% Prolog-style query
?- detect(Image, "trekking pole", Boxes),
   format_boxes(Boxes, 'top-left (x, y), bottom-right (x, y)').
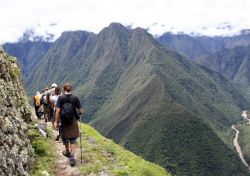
top-left (79, 117), bottom-right (83, 164)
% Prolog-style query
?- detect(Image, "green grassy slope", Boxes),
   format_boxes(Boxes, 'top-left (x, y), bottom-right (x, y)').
top-left (80, 123), bottom-right (169, 176)
top-left (28, 124), bottom-right (56, 176)
top-left (28, 121), bottom-right (169, 176)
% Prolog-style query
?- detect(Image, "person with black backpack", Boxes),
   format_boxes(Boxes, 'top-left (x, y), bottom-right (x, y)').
top-left (53, 82), bottom-right (84, 167)
top-left (41, 86), bottom-right (51, 123)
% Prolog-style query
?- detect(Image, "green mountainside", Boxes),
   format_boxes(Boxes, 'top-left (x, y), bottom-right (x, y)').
top-left (157, 33), bottom-right (209, 59)
top-left (197, 45), bottom-right (250, 96)
top-left (3, 41), bottom-right (51, 78)
top-left (4, 23), bottom-right (250, 175)
top-left (158, 32), bottom-right (250, 60)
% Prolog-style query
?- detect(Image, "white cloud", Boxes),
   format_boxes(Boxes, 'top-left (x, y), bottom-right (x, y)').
top-left (0, 0), bottom-right (250, 43)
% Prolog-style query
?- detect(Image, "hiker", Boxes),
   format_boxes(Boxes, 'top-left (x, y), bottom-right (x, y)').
top-left (54, 82), bottom-right (84, 167)
top-left (33, 91), bottom-right (42, 119)
top-left (41, 86), bottom-right (51, 123)
top-left (50, 86), bottom-right (61, 141)
top-left (49, 83), bottom-right (58, 121)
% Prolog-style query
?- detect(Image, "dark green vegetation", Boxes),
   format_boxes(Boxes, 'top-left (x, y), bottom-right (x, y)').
top-left (4, 23), bottom-right (250, 175)
top-left (196, 45), bottom-right (250, 96)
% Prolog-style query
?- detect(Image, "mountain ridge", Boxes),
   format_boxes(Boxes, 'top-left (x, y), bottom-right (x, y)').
top-left (158, 32), bottom-right (250, 59)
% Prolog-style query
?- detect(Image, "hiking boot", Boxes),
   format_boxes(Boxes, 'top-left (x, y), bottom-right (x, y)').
top-left (70, 158), bottom-right (76, 167)
top-left (55, 135), bottom-right (60, 141)
top-left (62, 150), bottom-right (71, 158)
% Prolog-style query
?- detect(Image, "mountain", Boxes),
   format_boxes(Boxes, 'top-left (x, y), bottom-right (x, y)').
top-left (3, 41), bottom-right (52, 79)
top-left (25, 30), bottom-right (93, 94)
top-left (197, 45), bottom-right (250, 96)
top-left (157, 32), bottom-right (209, 59)
top-left (158, 32), bottom-right (250, 60)
top-left (7, 23), bottom-right (250, 175)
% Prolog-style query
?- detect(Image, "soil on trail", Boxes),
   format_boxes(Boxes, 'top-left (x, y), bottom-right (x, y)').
top-left (231, 125), bottom-right (250, 171)
top-left (231, 111), bottom-right (250, 171)
top-left (48, 123), bottom-right (82, 176)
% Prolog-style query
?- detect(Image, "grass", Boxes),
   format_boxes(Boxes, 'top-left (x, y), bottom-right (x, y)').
top-left (28, 123), bottom-right (56, 176)
top-left (27, 121), bottom-right (168, 176)
top-left (78, 123), bottom-right (169, 176)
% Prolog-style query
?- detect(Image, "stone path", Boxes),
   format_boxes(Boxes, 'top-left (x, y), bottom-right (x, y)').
top-left (48, 123), bottom-right (83, 176)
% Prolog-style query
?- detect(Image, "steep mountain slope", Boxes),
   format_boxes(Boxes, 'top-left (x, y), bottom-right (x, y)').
top-left (3, 41), bottom-right (51, 78)
top-left (197, 45), bottom-right (250, 96)
top-left (25, 30), bottom-right (93, 94)
top-left (158, 32), bottom-right (250, 60)
top-left (158, 33), bottom-right (209, 59)
top-left (89, 27), bottom-right (250, 175)
top-left (18, 24), bottom-right (250, 175)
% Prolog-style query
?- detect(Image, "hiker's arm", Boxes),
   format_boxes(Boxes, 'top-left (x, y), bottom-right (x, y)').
top-left (50, 96), bottom-right (54, 109)
top-left (76, 97), bottom-right (84, 115)
top-left (54, 108), bottom-right (61, 129)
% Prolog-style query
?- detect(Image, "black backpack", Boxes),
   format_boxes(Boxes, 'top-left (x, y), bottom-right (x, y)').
top-left (61, 96), bottom-right (75, 124)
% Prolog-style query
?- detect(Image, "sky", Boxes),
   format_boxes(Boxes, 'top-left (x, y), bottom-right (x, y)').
top-left (1, 0), bottom-right (250, 43)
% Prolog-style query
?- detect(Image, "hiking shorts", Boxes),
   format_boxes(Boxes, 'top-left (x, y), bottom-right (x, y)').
top-left (62, 137), bottom-right (77, 145)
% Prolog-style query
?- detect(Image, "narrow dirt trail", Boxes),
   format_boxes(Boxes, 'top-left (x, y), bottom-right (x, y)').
top-left (48, 123), bottom-right (82, 176)
top-left (231, 125), bottom-right (250, 171)
top-left (231, 111), bottom-right (250, 171)
top-left (242, 111), bottom-right (250, 124)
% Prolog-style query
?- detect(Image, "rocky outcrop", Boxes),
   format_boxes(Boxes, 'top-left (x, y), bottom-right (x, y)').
top-left (0, 46), bottom-right (34, 176)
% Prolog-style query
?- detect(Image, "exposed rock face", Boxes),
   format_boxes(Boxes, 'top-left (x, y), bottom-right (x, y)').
top-left (0, 46), bottom-right (34, 175)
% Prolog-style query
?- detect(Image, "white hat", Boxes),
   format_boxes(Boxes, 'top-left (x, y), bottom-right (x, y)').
top-left (51, 83), bottom-right (57, 88)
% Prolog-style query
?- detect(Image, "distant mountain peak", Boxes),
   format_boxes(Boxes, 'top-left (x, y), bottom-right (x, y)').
top-left (108, 22), bottom-right (125, 28)
top-left (240, 29), bottom-right (250, 35)
top-left (18, 29), bottom-right (54, 43)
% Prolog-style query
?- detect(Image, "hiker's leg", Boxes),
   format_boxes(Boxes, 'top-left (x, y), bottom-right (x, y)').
top-left (69, 138), bottom-right (77, 166)
top-left (44, 113), bottom-right (47, 122)
top-left (70, 144), bottom-right (76, 156)
top-left (62, 138), bottom-right (71, 158)
top-left (63, 139), bottom-right (70, 151)
top-left (69, 138), bottom-right (77, 156)
top-left (35, 106), bottom-right (39, 119)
